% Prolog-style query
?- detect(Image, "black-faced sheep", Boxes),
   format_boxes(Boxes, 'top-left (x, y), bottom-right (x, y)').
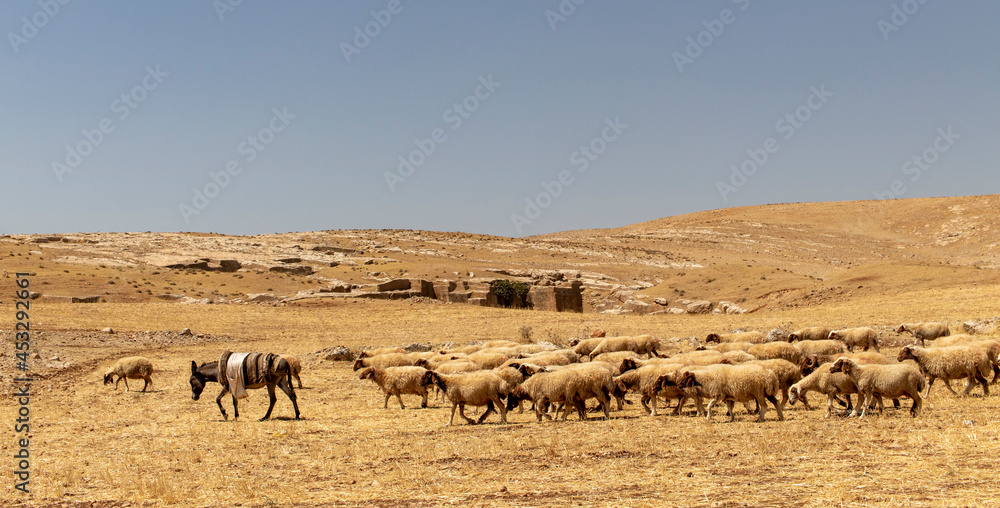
top-left (677, 364), bottom-right (784, 422)
top-left (103, 356), bottom-right (154, 393)
top-left (827, 327), bottom-right (879, 352)
top-left (897, 345), bottom-right (990, 398)
top-left (896, 322), bottom-right (950, 347)
top-left (589, 335), bottom-right (660, 360)
top-left (420, 370), bottom-right (509, 425)
top-left (705, 331), bottom-right (767, 344)
top-left (829, 358), bottom-right (925, 418)
top-left (358, 366), bottom-right (431, 409)
top-left (788, 327), bottom-right (832, 343)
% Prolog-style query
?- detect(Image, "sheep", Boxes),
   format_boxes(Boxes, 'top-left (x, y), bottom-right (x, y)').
top-left (420, 370), bottom-right (510, 425)
top-left (828, 327), bottom-right (879, 352)
top-left (103, 356), bottom-right (154, 393)
top-left (571, 337), bottom-right (607, 357)
top-left (676, 364), bottom-right (783, 422)
top-left (662, 350), bottom-right (725, 366)
top-left (705, 331), bottom-right (767, 344)
top-left (793, 340), bottom-right (845, 357)
top-left (414, 353), bottom-right (468, 371)
top-left (513, 343), bottom-right (556, 355)
top-left (519, 351), bottom-right (575, 367)
top-left (788, 362), bottom-right (859, 417)
top-left (357, 347), bottom-right (407, 358)
top-left (926, 336), bottom-right (1000, 382)
top-left (747, 342), bottom-right (802, 365)
top-left (614, 363), bottom-right (685, 416)
top-left (798, 352), bottom-right (899, 411)
top-left (829, 358), bottom-right (925, 418)
top-left (897, 345), bottom-right (990, 398)
top-left (507, 363), bottom-right (614, 421)
top-left (896, 322), bottom-right (950, 346)
top-left (358, 366), bottom-right (431, 409)
top-left (928, 334), bottom-right (977, 347)
top-left (591, 350), bottom-right (640, 365)
top-left (280, 355), bottom-right (303, 388)
top-left (353, 353), bottom-right (417, 371)
top-left (465, 350), bottom-right (513, 370)
top-left (483, 340), bottom-right (520, 348)
top-left (788, 327), bottom-right (832, 342)
top-left (440, 344), bottom-right (485, 355)
top-left (735, 359), bottom-right (802, 411)
top-left (700, 342), bottom-right (754, 353)
top-left (589, 335), bottom-right (660, 360)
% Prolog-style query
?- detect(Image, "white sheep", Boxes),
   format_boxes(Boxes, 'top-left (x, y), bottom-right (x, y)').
top-left (103, 356), bottom-right (154, 393)
top-left (358, 366), bottom-right (431, 409)
top-left (414, 353), bottom-right (468, 371)
top-left (705, 331), bottom-right (767, 344)
top-left (570, 337), bottom-right (606, 357)
top-left (733, 359), bottom-right (802, 411)
top-left (357, 347), bottom-right (407, 358)
top-left (353, 352), bottom-right (417, 371)
top-left (827, 327), bottom-right (879, 352)
top-left (464, 350), bottom-right (513, 370)
top-left (787, 327), bottom-right (832, 342)
top-left (677, 364), bottom-right (784, 422)
top-left (507, 363), bottom-right (613, 421)
top-left (788, 362), bottom-right (859, 418)
top-left (747, 342), bottom-right (802, 365)
top-left (615, 363), bottom-right (685, 416)
top-left (701, 342), bottom-right (754, 353)
top-left (897, 345), bottom-right (991, 398)
top-left (591, 350), bottom-right (641, 365)
top-left (793, 340), bottom-right (845, 357)
top-left (829, 358), bottom-right (925, 418)
top-left (420, 370), bottom-right (510, 425)
top-left (589, 334), bottom-right (660, 360)
top-left (896, 322), bottom-right (950, 347)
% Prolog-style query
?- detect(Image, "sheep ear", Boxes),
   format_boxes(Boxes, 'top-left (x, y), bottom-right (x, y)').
top-left (191, 361), bottom-right (198, 374)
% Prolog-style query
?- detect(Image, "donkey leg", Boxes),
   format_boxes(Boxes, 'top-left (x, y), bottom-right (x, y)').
top-left (277, 376), bottom-right (300, 419)
top-left (261, 383), bottom-right (278, 421)
top-left (216, 387), bottom-right (230, 421)
top-left (232, 394), bottom-right (240, 420)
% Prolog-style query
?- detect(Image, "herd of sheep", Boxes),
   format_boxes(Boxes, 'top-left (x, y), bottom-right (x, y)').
top-left (355, 322), bottom-right (1000, 424)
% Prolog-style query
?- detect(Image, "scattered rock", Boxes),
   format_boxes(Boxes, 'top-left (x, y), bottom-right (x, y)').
top-left (179, 328), bottom-right (193, 336)
top-left (102, 327), bottom-right (114, 334)
top-left (269, 265), bottom-right (313, 276)
top-left (218, 260), bottom-right (242, 272)
top-left (156, 294), bottom-right (185, 301)
top-left (766, 329), bottom-right (789, 342)
top-left (654, 298), bottom-right (668, 306)
top-left (322, 346), bottom-right (353, 362)
top-left (276, 258), bottom-right (302, 264)
top-left (402, 343), bottom-right (432, 353)
top-left (71, 295), bottom-right (102, 303)
top-left (247, 293), bottom-right (279, 303)
top-left (590, 328), bottom-right (606, 338)
top-left (666, 307), bottom-right (687, 315)
top-left (685, 300), bottom-right (713, 314)
top-left (363, 259), bottom-right (375, 265)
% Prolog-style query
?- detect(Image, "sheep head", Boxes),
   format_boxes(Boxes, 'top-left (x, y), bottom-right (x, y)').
top-left (567, 338), bottom-right (581, 347)
top-left (357, 367), bottom-right (375, 380)
top-left (827, 331), bottom-right (841, 341)
top-left (788, 386), bottom-right (800, 405)
top-left (352, 358), bottom-right (367, 371)
top-left (358, 351), bottom-right (372, 359)
top-left (897, 346), bottom-right (916, 362)
top-left (103, 373), bottom-right (114, 385)
top-left (787, 333), bottom-right (799, 343)
top-left (413, 358), bottom-right (430, 368)
top-left (654, 374), bottom-right (677, 392)
top-left (705, 333), bottom-right (721, 343)
top-left (829, 358), bottom-right (854, 374)
top-left (619, 358), bottom-right (638, 373)
top-left (800, 356), bottom-right (819, 375)
top-left (678, 371), bottom-right (699, 389)
top-left (420, 371), bottom-right (446, 391)
top-left (895, 324), bottom-right (907, 334)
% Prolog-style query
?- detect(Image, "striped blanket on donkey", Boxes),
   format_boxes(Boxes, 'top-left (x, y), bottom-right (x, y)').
top-left (212, 350), bottom-right (301, 420)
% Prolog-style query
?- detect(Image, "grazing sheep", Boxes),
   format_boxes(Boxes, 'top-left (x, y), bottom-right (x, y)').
top-left (829, 358), bottom-right (925, 418)
top-left (420, 370), bottom-right (510, 425)
top-left (738, 359), bottom-right (802, 411)
top-left (705, 331), bottom-right (767, 344)
top-left (788, 362), bottom-right (859, 417)
top-left (614, 363), bottom-right (684, 416)
top-left (353, 353), bottom-right (416, 371)
top-left (720, 350), bottom-right (757, 364)
top-left (589, 335), bottom-right (660, 360)
top-left (280, 355), bottom-right (303, 388)
top-left (358, 366), bottom-right (431, 409)
top-left (103, 356), bottom-right (154, 393)
top-left (677, 364), bottom-right (783, 422)
top-left (897, 345), bottom-right (991, 398)
top-left (928, 334), bottom-right (977, 347)
top-left (828, 327), bottom-right (880, 352)
top-left (799, 352), bottom-right (893, 375)
top-left (896, 322), bottom-right (950, 346)
top-left (465, 350), bottom-right (512, 370)
top-left (700, 342), bottom-right (754, 353)
top-left (794, 340), bottom-right (845, 357)
top-left (357, 347), bottom-right (407, 358)
top-left (747, 342), bottom-right (802, 365)
top-left (507, 363), bottom-right (614, 421)
top-left (513, 343), bottom-right (556, 355)
top-left (788, 327), bottom-right (832, 343)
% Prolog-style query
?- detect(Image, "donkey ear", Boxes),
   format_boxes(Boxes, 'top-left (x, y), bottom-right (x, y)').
top-left (191, 360), bottom-right (198, 374)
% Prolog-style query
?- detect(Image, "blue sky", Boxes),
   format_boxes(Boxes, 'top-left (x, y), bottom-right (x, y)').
top-left (2, 1), bottom-right (997, 237)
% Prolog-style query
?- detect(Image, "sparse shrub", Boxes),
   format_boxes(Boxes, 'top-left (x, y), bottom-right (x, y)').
top-left (519, 326), bottom-right (533, 341)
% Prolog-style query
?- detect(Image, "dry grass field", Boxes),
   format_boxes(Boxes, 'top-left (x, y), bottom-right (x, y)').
top-left (3, 196), bottom-right (1000, 507)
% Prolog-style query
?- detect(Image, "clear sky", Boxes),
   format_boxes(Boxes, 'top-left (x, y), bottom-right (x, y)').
top-left (3, 1), bottom-right (997, 237)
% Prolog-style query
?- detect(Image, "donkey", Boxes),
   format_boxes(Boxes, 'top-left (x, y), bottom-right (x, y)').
top-left (189, 352), bottom-right (301, 421)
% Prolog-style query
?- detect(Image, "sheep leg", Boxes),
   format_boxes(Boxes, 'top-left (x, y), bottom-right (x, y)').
top-left (705, 398), bottom-right (718, 422)
top-left (458, 403), bottom-right (477, 425)
top-left (123, 377), bottom-right (130, 393)
top-left (909, 391), bottom-right (923, 418)
top-left (977, 371), bottom-right (990, 396)
top-left (857, 393), bottom-right (873, 418)
top-left (672, 395), bottom-right (686, 416)
top-left (923, 377), bottom-right (937, 398)
top-left (395, 393), bottom-right (406, 410)
top-left (495, 395), bottom-right (508, 424)
top-left (141, 376), bottom-right (151, 392)
top-left (477, 401), bottom-right (496, 424)
top-left (691, 394), bottom-right (705, 417)
top-left (215, 387), bottom-right (231, 421)
top-left (382, 393), bottom-right (391, 409)
top-left (594, 390), bottom-right (611, 420)
top-left (650, 392), bottom-right (659, 417)
top-left (800, 392), bottom-right (813, 410)
top-left (420, 389), bottom-right (429, 409)
top-left (766, 394), bottom-right (784, 421)
top-left (448, 403), bottom-right (458, 425)
top-left (941, 378), bottom-right (959, 397)
top-left (727, 400), bottom-right (738, 422)
top-left (824, 394), bottom-right (834, 418)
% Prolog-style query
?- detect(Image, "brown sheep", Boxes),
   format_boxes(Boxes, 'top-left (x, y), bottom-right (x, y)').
top-left (896, 322), bottom-right (950, 347)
